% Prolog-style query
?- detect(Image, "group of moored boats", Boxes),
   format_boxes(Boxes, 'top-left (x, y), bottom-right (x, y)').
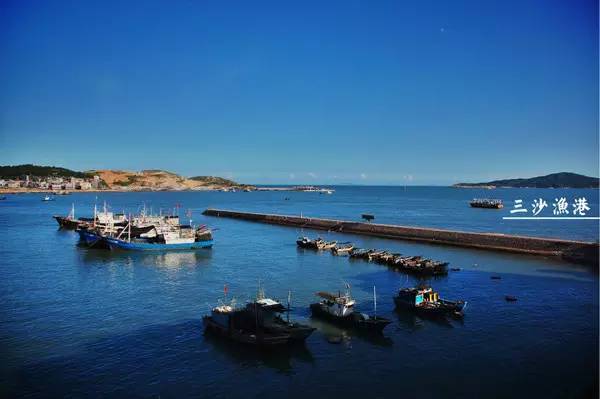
top-left (204, 283), bottom-right (466, 347)
top-left (297, 236), bottom-right (449, 276)
top-left (53, 203), bottom-right (213, 251)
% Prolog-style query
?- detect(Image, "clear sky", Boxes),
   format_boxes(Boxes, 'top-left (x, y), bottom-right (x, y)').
top-left (0, 0), bottom-right (597, 185)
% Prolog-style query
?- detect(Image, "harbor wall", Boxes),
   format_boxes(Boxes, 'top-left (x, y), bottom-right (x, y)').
top-left (202, 209), bottom-right (599, 267)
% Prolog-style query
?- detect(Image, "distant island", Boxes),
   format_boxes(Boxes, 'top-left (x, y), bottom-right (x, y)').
top-left (0, 164), bottom-right (251, 192)
top-left (454, 172), bottom-right (599, 189)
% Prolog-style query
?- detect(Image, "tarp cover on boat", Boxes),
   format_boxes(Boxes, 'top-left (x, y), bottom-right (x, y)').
top-left (316, 291), bottom-right (340, 301)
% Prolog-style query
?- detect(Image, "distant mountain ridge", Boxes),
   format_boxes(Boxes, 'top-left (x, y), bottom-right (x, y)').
top-left (454, 172), bottom-right (599, 188)
top-left (0, 164), bottom-right (247, 191)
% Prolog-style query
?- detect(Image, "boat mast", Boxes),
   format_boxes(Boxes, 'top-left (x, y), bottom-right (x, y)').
top-left (128, 214), bottom-right (131, 242)
top-left (373, 286), bottom-right (377, 317)
top-left (287, 290), bottom-right (291, 323)
top-left (93, 204), bottom-right (97, 227)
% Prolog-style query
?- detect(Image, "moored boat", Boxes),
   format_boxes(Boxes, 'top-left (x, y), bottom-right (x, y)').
top-left (297, 236), bottom-right (318, 249)
top-left (469, 198), bottom-right (503, 209)
top-left (394, 287), bottom-right (466, 318)
top-left (309, 286), bottom-right (390, 332)
top-left (105, 224), bottom-right (213, 251)
top-left (243, 288), bottom-right (315, 342)
top-left (332, 242), bottom-right (354, 255)
top-left (203, 303), bottom-right (291, 346)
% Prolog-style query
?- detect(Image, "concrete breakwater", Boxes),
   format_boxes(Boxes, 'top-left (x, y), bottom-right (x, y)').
top-left (202, 209), bottom-right (599, 266)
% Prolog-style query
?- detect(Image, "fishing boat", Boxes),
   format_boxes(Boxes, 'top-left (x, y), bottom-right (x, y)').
top-left (53, 204), bottom-right (93, 229)
top-left (105, 223), bottom-right (213, 251)
top-left (349, 248), bottom-right (374, 259)
top-left (391, 255), bottom-right (449, 276)
top-left (309, 285), bottom-right (391, 332)
top-left (243, 287), bottom-right (315, 342)
top-left (296, 236), bottom-right (318, 249)
top-left (0, 196), bottom-right (7, 200)
top-left (316, 239), bottom-right (337, 250)
top-left (394, 287), bottom-right (467, 318)
top-left (331, 242), bottom-right (354, 255)
top-left (203, 303), bottom-right (291, 346)
top-left (469, 199), bottom-right (503, 209)
top-left (42, 195), bottom-right (54, 202)
top-left (76, 226), bottom-right (111, 248)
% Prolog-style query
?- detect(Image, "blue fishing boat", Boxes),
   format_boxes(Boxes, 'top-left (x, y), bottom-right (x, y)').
top-left (105, 237), bottom-right (213, 251)
top-left (105, 224), bottom-right (213, 251)
top-left (76, 228), bottom-right (110, 249)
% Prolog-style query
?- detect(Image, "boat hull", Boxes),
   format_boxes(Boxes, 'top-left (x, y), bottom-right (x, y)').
top-left (394, 296), bottom-right (466, 317)
top-left (54, 216), bottom-right (87, 230)
top-left (77, 229), bottom-right (110, 249)
top-left (203, 316), bottom-right (291, 346)
top-left (105, 238), bottom-right (213, 251)
top-left (309, 303), bottom-right (390, 332)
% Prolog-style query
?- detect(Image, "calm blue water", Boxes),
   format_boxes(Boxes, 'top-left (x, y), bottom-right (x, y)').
top-left (0, 187), bottom-right (598, 398)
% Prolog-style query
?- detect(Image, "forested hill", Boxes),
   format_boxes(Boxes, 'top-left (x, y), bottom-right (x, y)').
top-left (454, 172), bottom-right (599, 188)
top-left (0, 164), bottom-right (88, 179)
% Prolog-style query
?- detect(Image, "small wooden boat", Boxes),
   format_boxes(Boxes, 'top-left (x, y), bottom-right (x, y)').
top-left (331, 242), bottom-right (354, 255)
top-left (310, 286), bottom-right (391, 332)
top-left (316, 239), bottom-right (337, 250)
top-left (394, 287), bottom-right (467, 318)
top-left (505, 295), bottom-right (518, 302)
top-left (349, 248), bottom-right (373, 259)
top-left (0, 196), bottom-right (7, 200)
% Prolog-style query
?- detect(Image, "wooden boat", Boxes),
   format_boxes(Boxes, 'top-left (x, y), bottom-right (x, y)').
top-left (394, 287), bottom-right (466, 318)
top-left (391, 256), bottom-right (448, 276)
top-left (316, 239), bottom-right (337, 250)
top-left (331, 242), bottom-right (354, 255)
top-left (469, 199), bottom-right (503, 209)
top-left (310, 286), bottom-right (391, 332)
top-left (349, 248), bottom-right (373, 259)
top-left (0, 196), bottom-right (7, 200)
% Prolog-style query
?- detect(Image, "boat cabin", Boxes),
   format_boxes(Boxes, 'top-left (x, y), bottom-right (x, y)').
top-left (397, 287), bottom-right (439, 306)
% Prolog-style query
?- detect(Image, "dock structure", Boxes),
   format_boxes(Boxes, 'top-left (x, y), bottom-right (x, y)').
top-left (202, 209), bottom-right (599, 266)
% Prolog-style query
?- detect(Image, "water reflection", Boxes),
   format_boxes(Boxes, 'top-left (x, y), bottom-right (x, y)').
top-left (308, 318), bottom-right (393, 347)
top-left (394, 308), bottom-right (456, 330)
top-left (80, 247), bottom-right (212, 270)
top-left (203, 332), bottom-right (314, 374)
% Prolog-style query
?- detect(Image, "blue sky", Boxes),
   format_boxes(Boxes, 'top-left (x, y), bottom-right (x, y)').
top-left (0, 0), bottom-right (597, 185)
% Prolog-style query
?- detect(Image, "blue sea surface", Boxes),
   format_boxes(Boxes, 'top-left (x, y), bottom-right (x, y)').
top-left (0, 187), bottom-right (598, 398)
